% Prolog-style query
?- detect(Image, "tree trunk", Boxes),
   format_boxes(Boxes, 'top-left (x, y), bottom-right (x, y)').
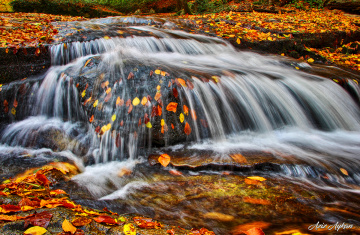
top-left (176, 0), bottom-right (191, 14)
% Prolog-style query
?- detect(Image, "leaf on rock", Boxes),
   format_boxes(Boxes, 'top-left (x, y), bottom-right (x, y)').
top-left (173, 87), bottom-right (178, 98)
top-left (243, 197), bottom-right (270, 205)
top-left (0, 214), bottom-right (24, 221)
top-left (169, 170), bottom-right (182, 176)
top-left (146, 122), bottom-right (152, 128)
top-left (176, 78), bottom-right (187, 87)
top-left (184, 122), bottom-right (191, 135)
top-left (0, 204), bottom-right (21, 213)
top-left (124, 223), bottom-right (136, 235)
top-left (93, 215), bottom-right (118, 224)
top-left (155, 69), bottom-right (161, 75)
top-left (231, 221), bottom-right (270, 235)
top-left (63, 219), bottom-right (77, 234)
top-left (24, 226), bottom-right (47, 235)
top-left (133, 217), bottom-right (162, 229)
top-left (116, 97), bottom-right (124, 107)
top-left (247, 176), bottom-right (266, 182)
top-left (93, 100), bottom-right (98, 108)
top-left (230, 154), bottom-right (247, 164)
top-left (245, 227), bottom-right (265, 235)
top-left (179, 113), bottom-right (185, 123)
top-left (154, 92), bottom-right (161, 101)
top-left (183, 105), bottom-right (189, 115)
top-left (128, 104), bottom-right (133, 114)
top-left (166, 102), bottom-right (178, 113)
top-left (158, 154), bottom-right (171, 167)
top-left (156, 105), bottom-right (162, 116)
top-left (132, 97), bottom-right (140, 106)
top-left (72, 217), bottom-right (92, 227)
top-left (141, 97), bottom-right (148, 106)
top-left (111, 114), bottom-right (116, 122)
top-left (89, 115), bottom-right (94, 123)
top-left (128, 72), bottom-right (134, 80)
top-left (203, 212), bottom-right (234, 222)
top-left (24, 211), bottom-right (53, 229)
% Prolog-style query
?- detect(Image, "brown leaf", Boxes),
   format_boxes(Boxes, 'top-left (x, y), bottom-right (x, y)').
top-left (186, 80), bottom-right (194, 89)
top-left (36, 172), bottom-right (51, 186)
top-left (71, 217), bottom-right (92, 227)
top-left (173, 87), bottom-right (178, 98)
top-left (24, 211), bottom-right (53, 229)
top-left (18, 198), bottom-right (40, 208)
top-left (128, 104), bottom-right (133, 114)
top-left (154, 92), bottom-right (161, 101)
top-left (230, 154), bottom-right (247, 164)
top-left (126, 99), bottom-right (131, 107)
top-left (128, 72), bottom-right (134, 80)
top-left (203, 212), bottom-right (234, 222)
top-left (118, 168), bottom-right (132, 177)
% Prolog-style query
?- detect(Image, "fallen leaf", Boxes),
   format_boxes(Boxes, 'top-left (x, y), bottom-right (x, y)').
top-left (169, 169), bottom-right (182, 176)
top-left (0, 214), bottom-right (23, 221)
top-left (243, 197), bottom-right (270, 205)
top-left (93, 215), bottom-right (118, 224)
top-left (247, 176), bottom-right (266, 181)
top-left (179, 113), bottom-right (185, 123)
top-left (123, 223), bottom-right (136, 235)
top-left (132, 97), bottom-right (140, 106)
top-left (166, 102), bottom-right (178, 113)
top-left (141, 97), bottom-right (148, 106)
top-left (340, 168), bottom-right (348, 176)
top-left (118, 168), bottom-right (132, 177)
top-left (230, 154), bottom-right (247, 164)
top-left (158, 154), bottom-right (171, 167)
top-left (245, 227), bottom-right (265, 235)
top-left (128, 72), bottom-right (134, 80)
top-left (89, 115), bottom-right (94, 123)
top-left (176, 78), bottom-right (187, 87)
top-left (203, 212), bottom-right (234, 222)
top-left (0, 204), bottom-right (21, 213)
top-left (24, 211), bottom-right (52, 229)
top-left (173, 87), bottom-right (178, 98)
top-left (155, 69), bottom-right (161, 75)
top-left (154, 92), bottom-right (161, 101)
top-left (183, 105), bottom-right (189, 115)
top-left (111, 114), bottom-right (116, 122)
top-left (71, 217), bottom-right (92, 227)
top-left (63, 219), bottom-right (77, 234)
top-left (146, 122), bottom-right (152, 128)
top-left (24, 226), bottom-right (47, 235)
top-left (133, 217), bottom-right (162, 229)
top-left (156, 105), bottom-right (162, 116)
top-left (232, 221), bottom-right (271, 235)
top-left (244, 178), bottom-right (261, 185)
top-left (128, 104), bottom-right (133, 114)
top-left (184, 122), bottom-right (191, 135)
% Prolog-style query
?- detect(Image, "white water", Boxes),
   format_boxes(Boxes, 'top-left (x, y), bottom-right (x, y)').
top-left (1, 20), bottom-right (360, 201)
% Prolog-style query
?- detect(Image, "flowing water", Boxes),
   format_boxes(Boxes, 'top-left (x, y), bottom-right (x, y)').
top-left (1, 16), bottom-right (360, 234)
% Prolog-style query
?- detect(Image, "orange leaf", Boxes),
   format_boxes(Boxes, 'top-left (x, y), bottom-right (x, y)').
top-left (89, 115), bottom-right (94, 123)
top-left (183, 105), bottom-right (189, 115)
top-left (154, 92), bottom-right (161, 101)
top-left (0, 214), bottom-right (23, 221)
top-left (0, 204), bottom-right (21, 213)
top-left (133, 217), bottom-right (162, 229)
top-left (245, 227), bottom-right (265, 235)
top-left (62, 219), bottom-right (77, 234)
top-left (128, 104), bottom-right (133, 113)
top-left (72, 217), bottom-right (92, 227)
top-left (171, 123), bottom-right (174, 129)
top-left (128, 72), bottom-right (134, 80)
top-left (169, 169), bottom-right (182, 176)
top-left (105, 87), bottom-right (111, 94)
top-left (158, 154), bottom-right (171, 167)
top-left (13, 99), bottom-right (18, 108)
top-left (243, 197), bottom-right (270, 205)
top-left (93, 215), bottom-right (118, 224)
top-left (184, 122), bottom-right (191, 135)
top-left (156, 105), bottom-right (162, 116)
top-left (50, 189), bottom-right (67, 196)
top-left (230, 154), bottom-right (247, 164)
top-left (232, 222), bottom-right (270, 235)
top-left (141, 97), bottom-right (148, 106)
top-left (166, 102), bottom-right (178, 113)
top-left (116, 97), bottom-right (124, 106)
top-left (176, 78), bottom-right (187, 87)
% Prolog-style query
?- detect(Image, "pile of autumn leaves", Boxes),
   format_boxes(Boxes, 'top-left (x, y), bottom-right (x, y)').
top-left (0, 162), bottom-right (218, 235)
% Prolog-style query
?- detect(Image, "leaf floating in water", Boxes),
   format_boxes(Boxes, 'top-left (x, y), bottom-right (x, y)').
top-left (128, 72), bottom-right (134, 80)
top-left (166, 102), bottom-right (178, 113)
top-left (24, 226), bottom-right (47, 235)
top-left (146, 122), bottom-right (152, 128)
top-left (62, 219), bottom-right (77, 234)
top-left (103, 36), bottom-right (110, 40)
top-left (340, 168), bottom-right (349, 176)
top-left (83, 97), bottom-right (92, 106)
top-left (132, 97), bottom-right (140, 106)
top-left (173, 87), bottom-right (178, 98)
top-left (84, 59), bottom-right (92, 68)
top-left (158, 154), bottom-right (171, 167)
top-left (247, 176), bottom-right (266, 181)
top-left (179, 113), bottom-right (184, 123)
top-left (89, 115), bottom-right (94, 123)
top-left (123, 223), bottom-right (136, 235)
top-left (11, 107), bottom-right (16, 115)
top-left (141, 97), bottom-right (147, 106)
top-left (184, 122), bottom-right (191, 135)
top-left (171, 123), bottom-right (174, 129)
top-left (93, 100), bottom-right (98, 107)
top-left (230, 154), bottom-right (247, 164)
top-left (100, 124), bottom-right (112, 135)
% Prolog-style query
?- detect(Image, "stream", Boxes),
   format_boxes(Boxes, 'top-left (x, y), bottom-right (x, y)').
top-left (1, 16), bottom-right (360, 234)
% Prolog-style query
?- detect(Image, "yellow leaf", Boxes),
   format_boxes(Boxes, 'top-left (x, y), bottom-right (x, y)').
top-left (62, 219), bottom-right (77, 234)
top-left (106, 87), bottom-right (111, 94)
top-left (340, 168), bottom-right (348, 176)
top-left (146, 122), bottom-right (152, 128)
top-left (93, 100), bottom-right (98, 107)
top-left (123, 223), bottom-right (136, 235)
top-left (307, 58), bottom-right (314, 63)
top-left (111, 114), bottom-right (116, 122)
top-left (11, 107), bottom-right (16, 115)
top-left (157, 85), bottom-right (161, 91)
top-left (161, 119), bottom-right (165, 126)
top-left (247, 176), bottom-right (266, 181)
top-left (155, 69), bottom-right (161, 75)
top-left (236, 38), bottom-right (241, 44)
top-left (24, 226), bottom-right (47, 235)
top-left (295, 67), bottom-right (300, 70)
top-left (81, 90), bottom-right (86, 98)
top-left (161, 71), bottom-right (166, 76)
top-left (179, 113), bottom-right (184, 123)
top-left (141, 97), bottom-right (148, 106)
top-left (84, 59), bottom-right (91, 67)
top-left (104, 36), bottom-right (110, 40)
top-left (132, 97), bottom-right (140, 106)
top-left (281, 53), bottom-right (285, 56)
top-left (212, 76), bottom-right (219, 83)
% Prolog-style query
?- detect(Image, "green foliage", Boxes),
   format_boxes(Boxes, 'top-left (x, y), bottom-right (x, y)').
top-left (290, 0), bottom-right (327, 9)
top-left (192, 0), bottom-right (231, 13)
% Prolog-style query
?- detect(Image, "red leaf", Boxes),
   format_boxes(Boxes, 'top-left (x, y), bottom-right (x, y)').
top-left (93, 215), bottom-right (118, 224)
top-left (144, 113), bottom-right (150, 124)
top-left (95, 126), bottom-right (100, 133)
top-left (36, 173), bottom-right (51, 186)
top-left (116, 133), bottom-right (121, 148)
top-left (173, 88), bottom-right (178, 98)
top-left (18, 198), bottom-right (40, 207)
top-left (24, 211), bottom-right (53, 229)
top-left (0, 204), bottom-right (21, 213)
top-left (13, 99), bottom-right (18, 108)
